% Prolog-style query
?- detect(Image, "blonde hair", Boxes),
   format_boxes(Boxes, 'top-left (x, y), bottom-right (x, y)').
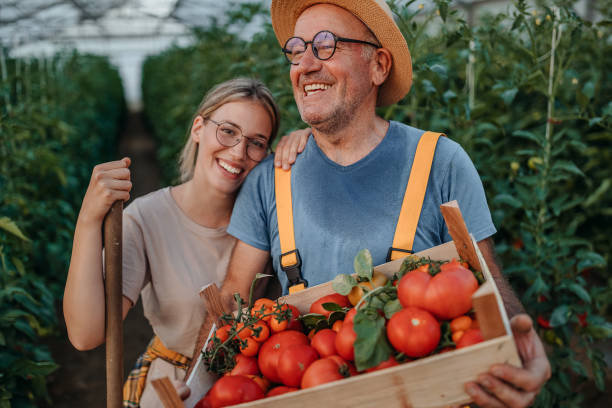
top-left (178, 78), bottom-right (280, 182)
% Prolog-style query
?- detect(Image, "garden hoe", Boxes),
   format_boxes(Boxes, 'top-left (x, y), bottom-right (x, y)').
top-left (104, 201), bottom-right (123, 407)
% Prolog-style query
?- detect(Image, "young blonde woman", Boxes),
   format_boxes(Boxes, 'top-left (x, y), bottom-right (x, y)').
top-left (63, 78), bottom-right (308, 407)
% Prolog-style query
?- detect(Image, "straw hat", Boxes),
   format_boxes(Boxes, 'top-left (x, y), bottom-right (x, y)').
top-left (270, 0), bottom-right (412, 107)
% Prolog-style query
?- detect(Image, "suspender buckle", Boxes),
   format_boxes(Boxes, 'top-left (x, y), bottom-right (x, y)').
top-left (279, 249), bottom-right (308, 292)
top-left (386, 247), bottom-right (414, 262)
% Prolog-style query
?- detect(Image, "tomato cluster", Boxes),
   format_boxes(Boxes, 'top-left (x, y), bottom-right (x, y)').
top-left (386, 259), bottom-right (484, 358)
top-left (197, 296), bottom-right (357, 407)
top-left (198, 258), bottom-right (486, 407)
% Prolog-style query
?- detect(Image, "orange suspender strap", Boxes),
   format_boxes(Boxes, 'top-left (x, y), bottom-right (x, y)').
top-left (275, 130), bottom-right (442, 292)
top-left (387, 131), bottom-right (444, 261)
top-left (274, 167), bottom-right (307, 294)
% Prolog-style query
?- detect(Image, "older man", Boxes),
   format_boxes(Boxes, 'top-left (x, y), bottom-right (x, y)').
top-left (216, 1), bottom-right (550, 406)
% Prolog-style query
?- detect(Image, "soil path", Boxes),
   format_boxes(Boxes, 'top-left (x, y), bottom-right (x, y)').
top-left (46, 111), bottom-right (159, 407)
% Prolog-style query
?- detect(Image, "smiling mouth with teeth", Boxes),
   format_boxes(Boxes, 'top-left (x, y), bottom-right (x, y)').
top-left (304, 83), bottom-right (331, 96)
top-left (219, 160), bottom-right (242, 175)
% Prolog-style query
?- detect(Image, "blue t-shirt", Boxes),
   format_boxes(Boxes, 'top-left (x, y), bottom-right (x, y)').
top-left (228, 121), bottom-right (496, 294)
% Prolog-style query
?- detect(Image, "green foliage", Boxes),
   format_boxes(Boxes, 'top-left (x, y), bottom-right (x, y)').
top-left (0, 51), bottom-right (125, 407)
top-left (142, 0), bottom-right (611, 405)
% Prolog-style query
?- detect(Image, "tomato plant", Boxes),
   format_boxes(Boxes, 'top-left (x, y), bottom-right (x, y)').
top-left (1, 51), bottom-right (124, 406)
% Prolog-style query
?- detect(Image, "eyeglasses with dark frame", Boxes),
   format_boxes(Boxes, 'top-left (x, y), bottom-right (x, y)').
top-left (204, 117), bottom-right (269, 162)
top-left (282, 30), bottom-right (380, 65)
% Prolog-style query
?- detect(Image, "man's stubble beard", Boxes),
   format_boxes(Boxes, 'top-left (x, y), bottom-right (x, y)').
top-left (299, 94), bottom-right (362, 141)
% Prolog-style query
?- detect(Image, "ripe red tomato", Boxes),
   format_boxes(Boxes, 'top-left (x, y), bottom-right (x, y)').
top-left (277, 344), bottom-right (319, 387)
top-left (326, 355), bottom-right (357, 376)
top-left (537, 316), bottom-right (552, 329)
top-left (310, 329), bottom-right (337, 357)
top-left (252, 298), bottom-right (275, 322)
top-left (266, 386), bottom-right (299, 397)
top-left (236, 322), bottom-right (253, 339)
top-left (228, 354), bottom-right (259, 376)
top-left (239, 336), bottom-right (260, 357)
top-left (301, 356), bottom-right (352, 389)
top-left (456, 328), bottom-right (484, 348)
top-left (386, 307), bottom-right (440, 357)
top-left (251, 321), bottom-right (270, 343)
top-left (364, 356), bottom-right (399, 373)
top-left (344, 308), bottom-right (357, 324)
top-left (450, 315), bottom-right (472, 333)
top-left (246, 375), bottom-right (270, 393)
top-left (309, 293), bottom-right (351, 317)
top-left (270, 304), bottom-right (302, 333)
top-left (258, 330), bottom-right (309, 383)
top-left (331, 320), bottom-right (343, 333)
top-left (213, 324), bottom-right (231, 343)
top-left (199, 375), bottom-right (264, 408)
top-left (335, 321), bottom-right (357, 361)
top-left (194, 394), bottom-right (212, 408)
top-left (397, 260), bottom-right (478, 320)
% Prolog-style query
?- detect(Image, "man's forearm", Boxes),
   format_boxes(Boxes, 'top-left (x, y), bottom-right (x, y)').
top-left (478, 238), bottom-right (525, 318)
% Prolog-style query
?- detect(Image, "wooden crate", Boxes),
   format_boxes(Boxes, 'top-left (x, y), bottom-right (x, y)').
top-left (184, 202), bottom-right (521, 408)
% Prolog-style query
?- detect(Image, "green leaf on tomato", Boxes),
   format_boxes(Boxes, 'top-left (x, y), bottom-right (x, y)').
top-left (328, 310), bottom-right (345, 326)
top-left (299, 313), bottom-right (328, 330)
top-left (383, 299), bottom-right (402, 319)
top-left (353, 311), bottom-right (392, 372)
top-left (353, 249), bottom-right (373, 280)
top-left (322, 302), bottom-right (343, 312)
top-left (332, 273), bottom-right (357, 295)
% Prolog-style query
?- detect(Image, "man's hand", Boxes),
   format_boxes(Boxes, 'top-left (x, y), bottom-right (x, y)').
top-left (465, 314), bottom-right (551, 407)
top-left (274, 128), bottom-right (311, 170)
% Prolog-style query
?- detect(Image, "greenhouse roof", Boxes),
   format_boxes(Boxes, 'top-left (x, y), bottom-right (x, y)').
top-left (0, 0), bottom-right (256, 47)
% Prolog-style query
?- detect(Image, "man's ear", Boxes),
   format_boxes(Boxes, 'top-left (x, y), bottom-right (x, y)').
top-left (191, 115), bottom-right (205, 143)
top-left (371, 48), bottom-right (392, 86)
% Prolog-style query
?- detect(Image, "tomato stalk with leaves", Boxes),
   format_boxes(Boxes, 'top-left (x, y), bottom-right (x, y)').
top-left (203, 273), bottom-right (295, 375)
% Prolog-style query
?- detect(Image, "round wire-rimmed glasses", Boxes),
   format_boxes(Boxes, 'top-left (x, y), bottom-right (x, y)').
top-left (205, 117), bottom-right (269, 162)
top-left (282, 30), bottom-right (380, 65)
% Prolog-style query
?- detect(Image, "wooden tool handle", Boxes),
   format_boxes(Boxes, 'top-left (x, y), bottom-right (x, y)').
top-left (104, 200), bottom-right (124, 408)
top-left (185, 283), bottom-right (230, 379)
top-left (440, 200), bottom-right (482, 272)
top-left (152, 377), bottom-right (185, 408)
top-left (200, 283), bottom-right (228, 323)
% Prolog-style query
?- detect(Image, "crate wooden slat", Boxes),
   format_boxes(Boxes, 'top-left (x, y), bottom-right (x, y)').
top-left (152, 377), bottom-right (184, 408)
top-left (185, 237), bottom-right (521, 408)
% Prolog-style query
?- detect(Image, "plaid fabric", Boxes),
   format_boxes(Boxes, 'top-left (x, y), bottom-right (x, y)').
top-left (123, 336), bottom-right (191, 408)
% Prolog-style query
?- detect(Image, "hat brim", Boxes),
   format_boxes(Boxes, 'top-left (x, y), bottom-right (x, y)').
top-left (271, 0), bottom-right (412, 106)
